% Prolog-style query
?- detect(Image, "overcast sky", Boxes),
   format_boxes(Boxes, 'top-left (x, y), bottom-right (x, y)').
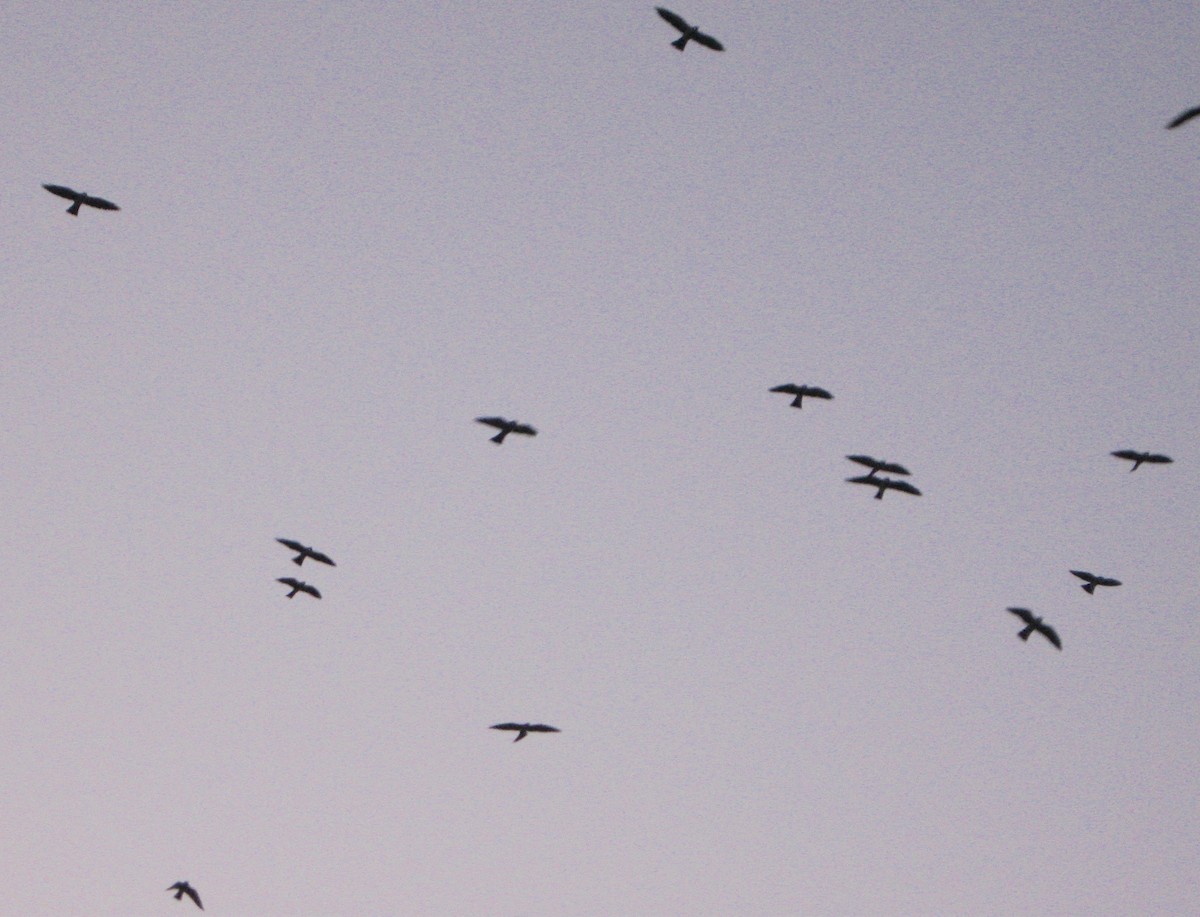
top-left (2, 2), bottom-right (1198, 915)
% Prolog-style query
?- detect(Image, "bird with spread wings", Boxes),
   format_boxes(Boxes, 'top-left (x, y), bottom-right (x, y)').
top-left (769, 384), bottom-right (833, 409)
top-left (276, 538), bottom-right (336, 567)
top-left (655, 8), bottom-right (724, 52)
top-left (277, 577), bottom-right (321, 599)
top-left (42, 183), bottom-right (120, 216)
top-left (1167, 105), bottom-right (1200, 129)
top-left (167, 881), bottom-right (203, 910)
top-left (1007, 608), bottom-right (1062, 650)
top-left (1070, 570), bottom-right (1122, 594)
top-left (846, 475), bottom-right (921, 500)
top-left (1110, 450), bottom-right (1172, 471)
top-left (846, 455), bottom-right (911, 478)
top-left (476, 416), bottom-right (537, 444)
top-left (491, 723), bottom-right (561, 742)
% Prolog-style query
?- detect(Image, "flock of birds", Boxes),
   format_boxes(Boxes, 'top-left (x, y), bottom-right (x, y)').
top-left (34, 7), bottom-right (1193, 912)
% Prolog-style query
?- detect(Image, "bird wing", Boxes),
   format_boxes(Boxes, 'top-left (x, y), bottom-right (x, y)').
top-left (277, 577), bottom-right (300, 587)
top-left (879, 461), bottom-right (910, 475)
top-left (277, 538), bottom-right (306, 553)
top-left (803, 386), bottom-right (833, 399)
top-left (692, 30), bottom-right (724, 51)
top-left (490, 723), bottom-right (522, 731)
top-left (846, 455), bottom-right (878, 469)
top-left (83, 194), bottom-right (119, 210)
top-left (845, 475), bottom-right (877, 486)
top-left (1168, 105), bottom-right (1200, 129)
top-left (1007, 607), bottom-right (1035, 624)
top-left (526, 724), bottom-right (560, 733)
top-left (1070, 570), bottom-right (1095, 583)
top-left (881, 478), bottom-right (921, 495)
top-left (1144, 454), bottom-right (1173, 464)
top-left (1038, 623), bottom-right (1063, 650)
top-left (655, 7), bottom-right (690, 33)
top-left (309, 550), bottom-right (336, 566)
top-left (43, 184), bottom-right (81, 201)
top-left (1110, 450), bottom-right (1141, 461)
top-left (476, 416), bottom-right (509, 430)
top-left (1094, 576), bottom-right (1121, 587)
top-left (770, 384), bottom-right (802, 395)
top-left (183, 886), bottom-right (203, 909)
top-left (511, 424), bottom-right (537, 436)
top-left (301, 583), bottom-right (321, 598)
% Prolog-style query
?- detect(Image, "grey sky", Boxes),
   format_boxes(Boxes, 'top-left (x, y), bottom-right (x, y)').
top-left (2, 2), bottom-right (1198, 914)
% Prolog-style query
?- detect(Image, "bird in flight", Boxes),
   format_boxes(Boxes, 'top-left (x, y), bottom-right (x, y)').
top-left (476, 416), bottom-right (537, 444)
top-left (490, 722), bottom-right (561, 742)
top-left (769, 384), bottom-right (833, 409)
top-left (1110, 450), bottom-right (1172, 471)
top-left (1006, 607), bottom-right (1062, 650)
top-left (276, 538), bottom-right (336, 567)
top-left (846, 455), bottom-right (911, 478)
top-left (277, 577), bottom-right (321, 599)
top-left (1167, 105), bottom-right (1200, 129)
top-left (846, 475), bottom-right (921, 500)
top-left (1070, 570), bottom-right (1122, 594)
top-left (42, 184), bottom-right (120, 216)
top-left (655, 7), bottom-right (724, 52)
top-left (167, 882), bottom-right (203, 910)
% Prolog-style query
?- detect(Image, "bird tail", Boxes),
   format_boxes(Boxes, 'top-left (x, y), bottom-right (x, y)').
top-left (1129, 462), bottom-right (1141, 472)
top-left (514, 730), bottom-right (527, 742)
top-left (791, 397), bottom-right (804, 408)
top-left (174, 890), bottom-right (184, 901)
top-left (491, 430), bottom-right (507, 444)
top-left (1082, 583), bottom-right (1096, 594)
top-left (292, 556), bottom-right (304, 566)
top-left (671, 35), bottom-right (688, 50)
top-left (1018, 626), bottom-right (1034, 641)
top-left (873, 489), bottom-right (884, 500)
top-left (286, 588), bottom-right (298, 598)
top-left (67, 201), bottom-right (81, 216)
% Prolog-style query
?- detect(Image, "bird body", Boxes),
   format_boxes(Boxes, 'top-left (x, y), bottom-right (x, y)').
top-left (655, 7), bottom-right (724, 51)
top-left (490, 722), bottom-right (561, 742)
top-left (476, 416), bottom-right (537, 444)
top-left (167, 882), bottom-right (203, 909)
top-left (846, 455), bottom-right (911, 478)
top-left (1070, 570), bottom-right (1122, 594)
top-left (769, 383), bottom-right (833, 409)
top-left (277, 577), bottom-right (321, 599)
top-left (1007, 607), bottom-right (1062, 650)
top-left (276, 538), bottom-right (336, 567)
top-left (846, 474), bottom-right (921, 500)
top-left (1167, 105), bottom-right (1200, 129)
top-left (1111, 449), bottom-right (1172, 471)
top-left (42, 183), bottom-right (120, 215)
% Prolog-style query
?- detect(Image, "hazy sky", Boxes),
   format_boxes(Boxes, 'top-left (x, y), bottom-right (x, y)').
top-left (3, 3), bottom-right (1198, 915)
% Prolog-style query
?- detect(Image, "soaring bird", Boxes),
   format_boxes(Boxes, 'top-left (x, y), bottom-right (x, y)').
top-left (476, 416), bottom-right (537, 444)
top-left (1070, 570), bottom-right (1122, 594)
top-left (769, 384), bottom-right (833, 409)
top-left (167, 882), bottom-right (203, 910)
top-left (276, 538), bottom-right (336, 567)
top-left (846, 475), bottom-right (921, 500)
top-left (1007, 607), bottom-right (1062, 650)
top-left (1167, 105), bottom-right (1200, 129)
top-left (1111, 449), bottom-right (1172, 471)
top-left (655, 7), bottom-right (724, 51)
top-left (846, 455), bottom-right (911, 478)
top-left (490, 722), bottom-right (561, 742)
top-left (42, 183), bottom-right (120, 216)
top-left (277, 577), bottom-right (321, 599)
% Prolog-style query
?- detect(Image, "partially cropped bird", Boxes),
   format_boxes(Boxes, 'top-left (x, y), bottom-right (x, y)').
top-left (1070, 570), bottom-right (1122, 594)
top-left (277, 577), bottom-right (321, 599)
top-left (656, 7), bottom-right (724, 51)
top-left (276, 538), bottom-right (336, 567)
top-left (167, 882), bottom-right (203, 910)
top-left (476, 416), bottom-right (537, 444)
top-left (769, 384), bottom-right (833, 409)
top-left (490, 722), bottom-right (561, 742)
top-left (1007, 607), bottom-right (1062, 650)
top-left (1111, 450), bottom-right (1172, 471)
top-left (1167, 105), bottom-right (1200, 129)
top-left (846, 475), bottom-right (921, 500)
top-left (846, 455), bottom-right (911, 478)
top-left (42, 183), bottom-right (120, 216)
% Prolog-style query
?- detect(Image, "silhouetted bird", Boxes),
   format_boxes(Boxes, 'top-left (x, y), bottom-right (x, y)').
top-left (1070, 570), bottom-right (1122, 594)
top-left (490, 722), bottom-right (561, 742)
top-left (656, 7), bottom-right (724, 51)
top-left (277, 577), bottom-right (321, 599)
top-left (1167, 106), bottom-right (1200, 129)
top-left (42, 184), bottom-right (120, 216)
top-left (276, 538), bottom-right (336, 567)
top-left (1111, 449), bottom-right (1172, 471)
top-left (167, 882), bottom-right (203, 910)
top-left (1007, 607), bottom-right (1062, 650)
top-left (769, 384), bottom-right (833, 409)
top-left (476, 416), bottom-right (537, 444)
top-left (846, 455), bottom-right (911, 478)
top-left (846, 475), bottom-right (921, 500)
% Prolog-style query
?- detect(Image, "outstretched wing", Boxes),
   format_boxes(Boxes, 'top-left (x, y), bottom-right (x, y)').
top-left (511, 424), bottom-right (537, 437)
top-left (1092, 575), bottom-right (1121, 587)
top-left (1143, 453), bottom-right (1173, 464)
top-left (300, 583), bottom-right (321, 599)
top-left (1110, 450), bottom-right (1142, 462)
top-left (802, 386), bottom-right (832, 400)
top-left (1167, 105), bottom-right (1200, 129)
top-left (43, 184), bottom-right (81, 201)
top-left (881, 478), bottom-right (921, 495)
top-left (476, 416), bottom-right (510, 430)
top-left (770, 383), bottom-right (802, 395)
top-left (83, 194), bottom-right (119, 210)
top-left (277, 538), bottom-right (306, 553)
top-left (692, 30), bottom-right (724, 51)
top-left (308, 549), bottom-right (336, 566)
top-left (277, 577), bottom-right (301, 588)
top-left (845, 475), bottom-right (878, 486)
top-left (1007, 607), bottom-right (1035, 625)
top-left (490, 723), bottom-right (523, 731)
top-left (182, 885), bottom-right (203, 909)
top-left (1070, 570), bottom-right (1095, 583)
top-left (847, 454), bottom-right (910, 474)
top-left (656, 7), bottom-right (690, 33)
top-left (525, 724), bottom-right (561, 733)
top-left (1037, 623), bottom-right (1062, 650)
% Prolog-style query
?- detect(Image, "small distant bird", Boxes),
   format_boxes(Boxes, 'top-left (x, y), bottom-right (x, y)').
top-left (276, 538), bottom-right (336, 567)
top-left (846, 455), bottom-right (911, 478)
top-left (655, 7), bottom-right (724, 51)
top-left (1007, 607), bottom-right (1062, 650)
top-left (769, 384), bottom-right (833, 409)
top-left (167, 882), bottom-right (203, 910)
top-left (476, 416), bottom-right (537, 444)
top-left (42, 183), bottom-right (120, 216)
top-left (846, 475), bottom-right (921, 500)
top-left (1111, 450), bottom-right (1172, 471)
top-left (277, 577), bottom-right (321, 599)
top-left (1070, 570), bottom-right (1122, 594)
top-left (1167, 105), bottom-right (1200, 129)
top-left (490, 722), bottom-right (561, 742)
